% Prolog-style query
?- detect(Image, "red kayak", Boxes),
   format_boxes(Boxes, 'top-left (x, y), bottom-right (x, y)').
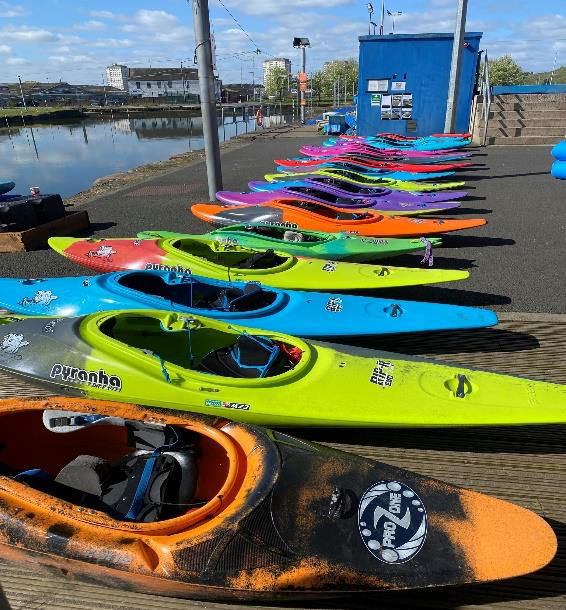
top-left (275, 156), bottom-right (470, 171)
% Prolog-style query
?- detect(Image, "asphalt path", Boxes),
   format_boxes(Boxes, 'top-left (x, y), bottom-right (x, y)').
top-left (0, 133), bottom-right (564, 313)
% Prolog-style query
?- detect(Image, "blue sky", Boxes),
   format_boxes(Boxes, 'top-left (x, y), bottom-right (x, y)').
top-left (0, 0), bottom-right (564, 84)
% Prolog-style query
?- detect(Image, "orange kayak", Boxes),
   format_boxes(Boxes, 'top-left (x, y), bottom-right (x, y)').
top-left (0, 396), bottom-right (556, 601)
top-left (190, 201), bottom-right (487, 237)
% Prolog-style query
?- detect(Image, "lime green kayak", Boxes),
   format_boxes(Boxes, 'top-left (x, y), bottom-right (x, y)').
top-left (265, 168), bottom-right (465, 191)
top-left (136, 226), bottom-right (443, 262)
top-left (0, 311), bottom-right (564, 427)
top-left (49, 235), bottom-right (467, 290)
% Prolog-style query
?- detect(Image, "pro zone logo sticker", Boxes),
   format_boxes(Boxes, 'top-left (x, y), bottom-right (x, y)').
top-left (358, 481), bottom-right (427, 564)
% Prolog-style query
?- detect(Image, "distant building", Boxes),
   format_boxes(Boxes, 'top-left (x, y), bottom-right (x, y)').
top-left (106, 64), bottom-right (129, 90)
top-left (221, 83), bottom-right (263, 103)
top-left (126, 67), bottom-right (221, 101)
top-left (0, 81), bottom-right (128, 106)
top-left (263, 58), bottom-right (291, 86)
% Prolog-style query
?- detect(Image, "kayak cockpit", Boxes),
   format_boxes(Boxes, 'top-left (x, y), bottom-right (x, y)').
top-left (115, 272), bottom-right (279, 313)
top-left (0, 409), bottom-right (234, 524)
top-left (309, 177), bottom-right (388, 196)
top-left (96, 312), bottom-right (304, 379)
top-left (168, 239), bottom-right (290, 270)
top-left (279, 200), bottom-right (372, 221)
top-left (226, 224), bottom-right (327, 244)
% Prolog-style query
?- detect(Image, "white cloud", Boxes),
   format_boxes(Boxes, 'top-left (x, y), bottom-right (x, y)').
top-left (74, 20), bottom-right (107, 32)
top-left (5, 56), bottom-right (28, 65)
top-left (0, 1), bottom-right (28, 17)
top-left (90, 38), bottom-right (134, 48)
top-left (48, 55), bottom-right (93, 64)
top-left (129, 10), bottom-right (193, 44)
top-left (225, 0), bottom-right (352, 17)
top-left (89, 10), bottom-right (126, 20)
top-left (0, 26), bottom-right (60, 42)
top-left (0, 44), bottom-right (11, 53)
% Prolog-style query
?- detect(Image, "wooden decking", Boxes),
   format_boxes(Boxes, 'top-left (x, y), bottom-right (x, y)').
top-left (0, 312), bottom-right (564, 609)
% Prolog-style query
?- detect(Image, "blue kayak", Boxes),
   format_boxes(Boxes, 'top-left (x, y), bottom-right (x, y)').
top-left (0, 181), bottom-right (15, 196)
top-left (275, 165), bottom-right (455, 181)
top-left (0, 271), bottom-right (498, 337)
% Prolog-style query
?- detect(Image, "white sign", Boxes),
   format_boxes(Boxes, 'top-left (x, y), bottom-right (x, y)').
top-left (368, 79), bottom-right (389, 92)
top-left (391, 81), bottom-right (406, 91)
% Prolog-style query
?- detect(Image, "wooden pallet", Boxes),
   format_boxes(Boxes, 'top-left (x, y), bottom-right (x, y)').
top-left (0, 211), bottom-right (90, 252)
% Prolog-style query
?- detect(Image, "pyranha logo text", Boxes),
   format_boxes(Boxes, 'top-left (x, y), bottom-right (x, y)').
top-left (50, 364), bottom-right (122, 392)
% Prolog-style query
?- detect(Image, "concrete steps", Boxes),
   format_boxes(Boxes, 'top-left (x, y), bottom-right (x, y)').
top-left (475, 93), bottom-right (566, 145)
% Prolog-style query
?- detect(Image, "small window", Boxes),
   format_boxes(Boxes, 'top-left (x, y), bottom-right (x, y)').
top-left (135, 82), bottom-right (141, 89)
top-left (168, 80), bottom-right (172, 87)
top-left (157, 81), bottom-right (162, 88)
top-left (147, 82), bottom-right (151, 88)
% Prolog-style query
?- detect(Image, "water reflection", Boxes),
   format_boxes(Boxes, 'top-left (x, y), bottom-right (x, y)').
top-left (0, 112), bottom-right (289, 197)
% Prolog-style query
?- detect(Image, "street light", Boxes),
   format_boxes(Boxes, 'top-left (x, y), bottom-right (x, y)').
top-left (387, 10), bottom-right (402, 34)
top-left (367, 4), bottom-right (374, 35)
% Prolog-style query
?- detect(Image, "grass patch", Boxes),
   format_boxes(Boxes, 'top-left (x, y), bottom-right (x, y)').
top-left (0, 107), bottom-right (79, 118)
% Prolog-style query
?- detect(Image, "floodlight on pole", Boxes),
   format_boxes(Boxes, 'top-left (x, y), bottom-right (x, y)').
top-left (367, 4), bottom-right (374, 35)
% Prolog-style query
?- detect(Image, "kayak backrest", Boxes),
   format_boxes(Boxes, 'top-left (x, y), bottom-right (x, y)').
top-left (197, 334), bottom-right (295, 379)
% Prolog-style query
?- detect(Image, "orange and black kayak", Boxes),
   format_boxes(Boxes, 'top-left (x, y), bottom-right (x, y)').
top-left (191, 200), bottom-right (487, 237)
top-left (0, 396), bottom-right (556, 601)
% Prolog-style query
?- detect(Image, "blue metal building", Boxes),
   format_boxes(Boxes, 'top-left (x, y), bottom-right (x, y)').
top-left (357, 32), bottom-right (483, 137)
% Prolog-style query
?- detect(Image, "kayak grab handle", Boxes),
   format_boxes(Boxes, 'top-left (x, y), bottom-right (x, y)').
top-left (384, 303), bottom-right (403, 318)
top-left (455, 374), bottom-right (468, 398)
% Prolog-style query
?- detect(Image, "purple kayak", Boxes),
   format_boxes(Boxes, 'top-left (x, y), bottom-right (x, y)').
top-left (216, 190), bottom-right (462, 214)
top-left (247, 178), bottom-right (469, 205)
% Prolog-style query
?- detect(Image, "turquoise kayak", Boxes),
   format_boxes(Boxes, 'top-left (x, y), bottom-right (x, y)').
top-left (0, 271), bottom-right (498, 337)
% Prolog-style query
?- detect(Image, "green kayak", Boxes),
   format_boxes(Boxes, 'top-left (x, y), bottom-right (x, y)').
top-left (137, 225), bottom-right (442, 262)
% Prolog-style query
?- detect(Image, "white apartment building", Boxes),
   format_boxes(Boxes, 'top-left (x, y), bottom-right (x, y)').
top-left (105, 64), bottom-right (129, 91)
top-left (262, 58), bottom-right (291, 86)
top-left (105, 66), bottom-right (221, 100)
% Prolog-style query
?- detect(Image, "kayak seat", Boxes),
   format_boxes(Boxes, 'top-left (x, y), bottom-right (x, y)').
top-left (335, 211), bottom-right (372, 221)
top-left (282, 230), bottom-right (303, 242)
top-left (54, 449), bottom-right (198, 522)
top-left (210, 283), bottom-right (270, 312)
top-left (242, 225), bottom-right (321, 243)
top-left (197, 334), bottom-right (293, 378)
top-left (233, 249), bottom-right (287, 270)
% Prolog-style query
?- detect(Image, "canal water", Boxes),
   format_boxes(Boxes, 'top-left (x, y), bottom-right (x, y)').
top-left (0, 111), bottom-right (289, 198)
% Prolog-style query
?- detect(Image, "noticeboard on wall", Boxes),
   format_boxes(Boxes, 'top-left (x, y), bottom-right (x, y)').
top-left (368, 79), bottom-right (389, 92)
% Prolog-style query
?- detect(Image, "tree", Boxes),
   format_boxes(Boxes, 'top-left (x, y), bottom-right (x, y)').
top-left (488, 55), bottom-right (525, 86)
top-left (265, 66), bottom-right (288, 99)
top-left (312, 58), bottom-right (358, 102)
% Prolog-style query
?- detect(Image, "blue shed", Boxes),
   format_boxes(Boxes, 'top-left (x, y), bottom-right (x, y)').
top-left (357, 32), bottom-right (482, 137)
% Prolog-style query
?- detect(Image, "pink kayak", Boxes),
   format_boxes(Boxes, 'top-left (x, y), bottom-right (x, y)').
top-left (300, 145), bottom-right (472, 159)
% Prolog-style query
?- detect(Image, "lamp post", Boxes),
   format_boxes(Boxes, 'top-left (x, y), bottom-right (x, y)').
top-left (367, 3), bottom-right (374, 35)
top-left (293, 37), bottom-right (310, 124)
top-left (386, 10), bottom-right (402, 34)
top-left (380, 0), bottom-right (385, 35)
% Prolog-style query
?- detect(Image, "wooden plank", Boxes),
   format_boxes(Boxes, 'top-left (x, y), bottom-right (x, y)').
top-left (0, 317), bottom-right (564, 609)
top-left (0, 211), bottom-right (90, 252)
